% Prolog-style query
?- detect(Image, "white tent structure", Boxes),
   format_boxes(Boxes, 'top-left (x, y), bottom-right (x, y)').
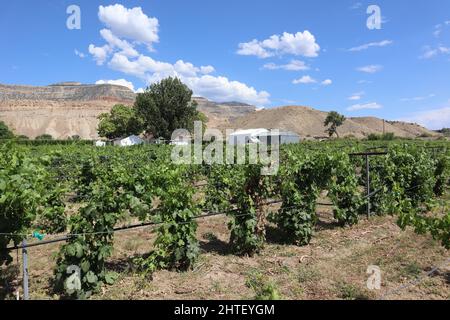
top-left (228, 129), bottom-right (269, 145)
top-left (113, 135), bottom-right (144, 147)
top-left (259, 130), bottom-right (300, 144)
top-left (228, 129), bottom-right (300, 145)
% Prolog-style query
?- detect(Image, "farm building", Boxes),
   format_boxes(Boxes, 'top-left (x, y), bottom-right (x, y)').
top-left (228, 129), bottom-right (300, 145)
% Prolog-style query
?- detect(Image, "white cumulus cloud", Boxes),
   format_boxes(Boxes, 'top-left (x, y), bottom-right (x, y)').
top-left (100, 29), bottom-right (139, 58)
top-left (420, 46), bottom-right (450, 59)
top-left (292, 76), bottom-right (331, 86)
top-left (88, 5), bottom-right (270, 106)
top-left (348, 40), bottom-right (393, 52)
top-left (357, 65), bottom-right (383, 73)
top-left (109, 53), bottom-right (174, 79)
top-left (347, 102), bottom-right (383, 111)
top-left (350, 2), bottom-right (362, 10)
top-left (348, 92), bottom-right (364, 100)
top-left (95, 79), bottom-right (137, 92)
top-left (434, 21), bottom-right (450, 37)
top-left (108, 53), bottom-right (270, 105)
top-left (400, 94), bottom-right (435, 102)
top-left (184, 75), bottom-right (270, 105)
top-left (421, 46), bottom-right (438, 59)
top-left (173, 60), bottom-right (203, 77)
top-left (400, 106), bottom-right (450, 130)
top-left (200, 65), bottom-right (215, 74)
top-left (236, 40), bottom-right (273, 59)
top-left (292, 75), bottom-right (317, 84)
top-left (237, 31), bottom-right (320, 58)
top-left (98, 4), bottom-right (159, 50)
top-left (74, 49), bottom-right (85, 58)
top-left (263, 60), bottom-right (309, 71)
top-left (88, 44), bottom-right (111, 65)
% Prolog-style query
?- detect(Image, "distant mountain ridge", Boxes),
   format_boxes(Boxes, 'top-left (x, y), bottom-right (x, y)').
top-left (0, 82), bottom-right (440, 139)
top-left (193, 97), bottom-right (256, 129)
top-left (0, 83), bottom-right (258, 139)
top-left (0, 82), bottom-right (135, 102)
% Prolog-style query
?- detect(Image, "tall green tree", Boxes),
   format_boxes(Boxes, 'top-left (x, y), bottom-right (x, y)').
top-left (324, 111), bottom-right (346, 138)
top-left (0, 121), bottom-right (14, 139)
top-left (134, 77), bottom-right (202, 140)
top-left (97, 104), bottom-right (144, 139)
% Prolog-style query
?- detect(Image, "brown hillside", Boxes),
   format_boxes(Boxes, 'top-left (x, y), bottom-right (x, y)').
top-left (0, 83), bottom-right (439, 139)
top-left (231, 106), bottom-right (439, 139)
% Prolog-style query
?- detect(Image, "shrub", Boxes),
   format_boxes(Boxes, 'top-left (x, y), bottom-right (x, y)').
top-left (36, 134), bottom-right (54, 140)
top-left (367, 132), bottom-right (395, 141)
top-left (0, 121), bottom-right (14, 139)
top-left (246, 271), bottom-right (281, 300)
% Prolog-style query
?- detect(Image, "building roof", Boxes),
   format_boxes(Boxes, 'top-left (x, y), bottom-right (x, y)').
top-left (259, 130), bottom-right (299, 136)
top-left (229, 128), bottom-right (269, 136)
top-left (229, 129), bottom-right (299, 137)
top-left (113, 135), bottom-right (142, 141)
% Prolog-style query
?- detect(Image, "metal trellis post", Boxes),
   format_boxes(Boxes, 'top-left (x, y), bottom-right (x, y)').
top-left (366, 155), bottom-right (370, 218)
top-left (22, 240), bottom-right (29, 300)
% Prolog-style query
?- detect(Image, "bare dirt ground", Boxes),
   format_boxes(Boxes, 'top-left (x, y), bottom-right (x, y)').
top-left (2, 201), bottom-right (448, 301)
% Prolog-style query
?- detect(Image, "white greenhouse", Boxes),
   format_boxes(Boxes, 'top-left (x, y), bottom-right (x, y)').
top-left (113, 135), bottom-right (144, 147)
top-left (228, 129), bottom-right (300, 145)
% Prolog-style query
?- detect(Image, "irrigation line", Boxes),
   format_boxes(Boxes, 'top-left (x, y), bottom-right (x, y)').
top-left (376, 187), bottom-right (450, 300)
top-left (1, 185), bottom-right (386, 248)
top-left (348, 151), bottom-right (388, 157)
top-left (365, 146), bottom-right (388, 151)
top-left (4, 213), bottom-right (211, 251)
top-left (378, 258), bottom-right (450, 300)
top-left (3, 187), bottom-right (386, 252)
top-left (0, 199), bottom-right (318, 240)
top-left (3, 208), bottom-right (264, 251)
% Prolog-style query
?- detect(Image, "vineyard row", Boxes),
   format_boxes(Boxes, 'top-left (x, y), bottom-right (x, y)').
top-left (0, 141), bottom-right (449, 299)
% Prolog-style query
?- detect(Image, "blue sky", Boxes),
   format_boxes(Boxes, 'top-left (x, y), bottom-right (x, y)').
top-left (0, 0), bottom-right (449, 129)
